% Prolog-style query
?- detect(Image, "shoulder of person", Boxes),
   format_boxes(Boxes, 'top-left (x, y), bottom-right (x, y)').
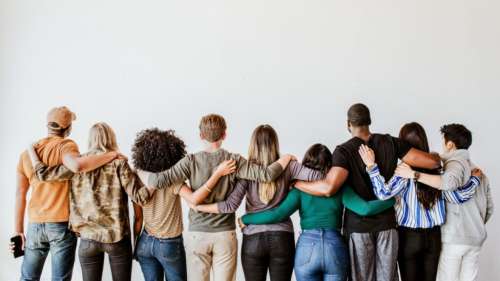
top-left (227, 151), bottom-right (243, 161)
top-left (58, 137), bottom-right (78, 148)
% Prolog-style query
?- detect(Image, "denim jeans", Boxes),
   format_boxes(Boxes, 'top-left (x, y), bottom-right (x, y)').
top-left (294, 229), bottom-right (348, 281)
top-left (241, 231), bottom-right (295, 281)
top-left (20, 222), bottom-right (77, 281)
top-left (78, 237), bottom-right (132, 281)
top-left (136, 231), bottom-right (187, 281)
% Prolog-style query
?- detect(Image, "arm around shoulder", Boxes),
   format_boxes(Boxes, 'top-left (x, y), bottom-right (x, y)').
top-left (295, 166), bottom-right (348, 197)
top-left (402, 148), bottom-right (441, 170)
top-left (143, 155), bottom-right (192, 190)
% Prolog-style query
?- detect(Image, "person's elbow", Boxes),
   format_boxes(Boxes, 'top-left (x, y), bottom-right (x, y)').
top-left (62, 156), bottom-right (82, 173)
top-left (321, 182), bottom-right (337, 197)
top-left (69, 163), bottom-right (83, 173)
top-left (319, 185), bottom-right (335, 197)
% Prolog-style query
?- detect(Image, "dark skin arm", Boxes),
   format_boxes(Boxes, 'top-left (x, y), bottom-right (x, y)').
top-left (132, 203), bottom-right (143, 248)
top-left (401, 148), bottom-right (441, 170)
top-left (294, 166), bottom-right (349, 197)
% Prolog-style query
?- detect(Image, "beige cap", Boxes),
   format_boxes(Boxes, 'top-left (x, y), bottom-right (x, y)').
top-left (47, 106), bottom-right (76, 129)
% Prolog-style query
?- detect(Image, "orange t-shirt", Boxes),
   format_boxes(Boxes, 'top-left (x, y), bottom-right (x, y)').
top-left (17, 136), bottom-right (79, 223)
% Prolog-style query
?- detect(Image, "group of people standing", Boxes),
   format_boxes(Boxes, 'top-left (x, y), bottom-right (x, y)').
top-left (11, 103), bottom-right (493, 281)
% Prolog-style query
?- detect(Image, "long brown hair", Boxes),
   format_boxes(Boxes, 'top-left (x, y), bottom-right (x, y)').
top-left (399, 122), bottom-right (441, 209)
top-left (248, 124), bottom-right (280, 204)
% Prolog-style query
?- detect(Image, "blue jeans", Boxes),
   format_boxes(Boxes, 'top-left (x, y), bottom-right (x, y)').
top-left (20, 222), bottom-right (77, 281)
top-left (136, 231), bottom-right (187, 281)
top-left (294, 229), bottom-right (348, 281)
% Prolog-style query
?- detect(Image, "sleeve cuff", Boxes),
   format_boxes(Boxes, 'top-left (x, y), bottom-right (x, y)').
top-left (367, 164), bottom-right (380, 176)
top-left (216, 202), bottom-right (227, 213)
top-left (241, 215), bottom-right (249, 225)
top-left (471, 176), bottom-right (481, 186)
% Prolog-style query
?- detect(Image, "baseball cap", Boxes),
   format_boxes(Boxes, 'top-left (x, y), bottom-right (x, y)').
top-left (47, 106), bottom-right (76, 129)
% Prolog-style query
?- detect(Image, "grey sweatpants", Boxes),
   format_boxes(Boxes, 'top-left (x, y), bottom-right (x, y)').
top-left (348, 229), bottom-right (399, 281)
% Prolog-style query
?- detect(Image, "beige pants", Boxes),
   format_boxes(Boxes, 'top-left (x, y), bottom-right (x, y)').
top-left (185, 230), bottom-right (238, 281)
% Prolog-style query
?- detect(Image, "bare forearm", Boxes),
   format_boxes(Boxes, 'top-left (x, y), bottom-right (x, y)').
top-left (15, 172), bottom-right (29, 234)
top-left (295, 167), bottom-right (347, 197)
top-left (182, 188), bottom-right (211, 205)
top-left (132, 204), bottom-right (143, 240)
top-left (195, 203), bottom-right (220, 214)
top-left (63, 152), bottom-right (116, 173)
top-left (14, 195), bottom-right (26, 233)
top-left (417, 174), bottom-right (442, 189)
top-left (190, 171), bottom-right (224, 205)
top-left (295, 180), bottom-right (332, 197)
top-left (403, 148), bottom-right (441, 170)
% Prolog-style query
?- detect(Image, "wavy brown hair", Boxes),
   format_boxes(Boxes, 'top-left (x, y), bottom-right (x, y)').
top-left (399, 122), bottom-right (441, 209)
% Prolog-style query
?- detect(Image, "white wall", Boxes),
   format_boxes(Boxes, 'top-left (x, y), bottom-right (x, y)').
top-left (1, 0), bottom-right (499, 280)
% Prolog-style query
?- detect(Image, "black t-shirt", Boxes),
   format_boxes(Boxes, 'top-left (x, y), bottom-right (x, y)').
top-left (332, 133), bottom-right (412, 233)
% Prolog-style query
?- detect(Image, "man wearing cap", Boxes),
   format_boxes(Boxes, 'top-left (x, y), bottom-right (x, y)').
top-left (13, 106), bottom-right (122, 281)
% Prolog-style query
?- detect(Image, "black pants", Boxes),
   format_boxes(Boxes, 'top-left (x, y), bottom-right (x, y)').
top-left (241, 231), bottom-right (295, 281)
top-left (398, 226), bottom-right (441, 281)
top-left (78, 237), bottom-right (133, 281)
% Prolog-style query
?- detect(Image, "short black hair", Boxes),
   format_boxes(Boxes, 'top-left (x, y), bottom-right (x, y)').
top-left (131, 128), bottom-right (187, 172)
top-left (302, 143), bottom-right (333, 174)
top-left (347, 103), bottom-right (371, 127)
top-left (440, 123), bottom-right (472, 149)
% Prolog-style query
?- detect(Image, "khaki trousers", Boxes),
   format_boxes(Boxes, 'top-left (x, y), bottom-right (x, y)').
top-left (185, 230), bottom-right (238, 281)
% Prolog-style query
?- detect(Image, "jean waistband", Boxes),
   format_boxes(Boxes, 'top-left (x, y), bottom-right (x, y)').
top-left (143, 230), bottom-right (183, 242)
top-left (301, 228), bottom-right (342, 239)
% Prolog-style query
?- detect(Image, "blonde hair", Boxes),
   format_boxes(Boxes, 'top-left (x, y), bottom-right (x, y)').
top-left (88, 122), bottom-right (118, 152)
top-left (199, 114), bottom-right (227, 142)
top-left (248, 124), bottom-right (280, 204)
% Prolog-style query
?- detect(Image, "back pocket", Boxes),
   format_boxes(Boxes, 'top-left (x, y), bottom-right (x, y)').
top-left (160, 241), bottom-right (182, 262)
top-left (295, 241), bottom-right (315, 267)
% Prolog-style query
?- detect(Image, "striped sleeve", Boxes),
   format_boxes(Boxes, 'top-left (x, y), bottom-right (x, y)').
top-left (368, 165), bottom-right (409, 200)
top-left (443, 176), bottom-right (480, 204)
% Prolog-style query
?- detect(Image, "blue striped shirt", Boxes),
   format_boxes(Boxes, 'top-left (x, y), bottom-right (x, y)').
top-left (367, 165), bottom-right (480, 229)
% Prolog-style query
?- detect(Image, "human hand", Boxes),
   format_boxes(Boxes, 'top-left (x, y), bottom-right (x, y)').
top-left (395, 163), bottom-right (415, 179)
top-left (472, 168), bottom-right (482, 178)
top-left (9, 232), bottom-right (25, 253)
top-left (286, 154), bottom-right (297, 162)
top-left (237, 217), bottom-right (246, 229)
top-left (358, 144), bottom-right (376, 168)
top-left (215, 160), bottom-right (237, 177)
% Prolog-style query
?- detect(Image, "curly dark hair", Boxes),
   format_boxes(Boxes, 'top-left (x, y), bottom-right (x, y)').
top-left (131, 128), bottom-right (187, 172)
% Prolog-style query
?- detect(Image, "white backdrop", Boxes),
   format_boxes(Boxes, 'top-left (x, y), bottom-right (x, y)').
top-left (1, 0), bottom-right (499, 280)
